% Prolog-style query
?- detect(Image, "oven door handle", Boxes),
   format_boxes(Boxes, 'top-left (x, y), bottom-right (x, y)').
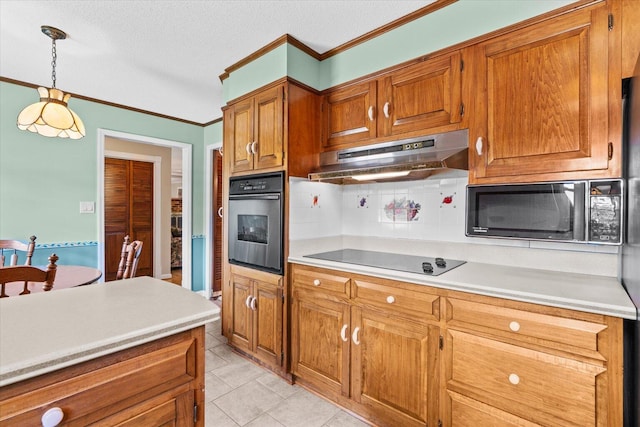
top-left (229, 194), bottom-right (281, 201)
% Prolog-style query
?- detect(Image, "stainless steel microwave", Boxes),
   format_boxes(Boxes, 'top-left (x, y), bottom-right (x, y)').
top-left (466, 180), bottom-right (623, 245)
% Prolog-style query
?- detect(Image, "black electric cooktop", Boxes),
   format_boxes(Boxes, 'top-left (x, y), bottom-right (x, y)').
top-left (304, 249), bottom-right (466, 277)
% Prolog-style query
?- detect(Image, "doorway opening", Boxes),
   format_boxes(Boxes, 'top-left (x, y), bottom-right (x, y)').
top-left (97, 129), bottom-right (193, 290)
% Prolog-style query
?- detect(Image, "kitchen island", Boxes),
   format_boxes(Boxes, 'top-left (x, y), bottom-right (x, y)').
top-left (0, 277), bottom-right (220, 425)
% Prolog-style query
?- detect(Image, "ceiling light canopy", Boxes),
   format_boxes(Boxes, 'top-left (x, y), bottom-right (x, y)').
top-left (17, 26), bottom-right (85, 140)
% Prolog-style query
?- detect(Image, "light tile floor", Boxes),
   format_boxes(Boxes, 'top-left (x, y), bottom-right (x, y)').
top-left (204, 319), bottom-right (370, 427)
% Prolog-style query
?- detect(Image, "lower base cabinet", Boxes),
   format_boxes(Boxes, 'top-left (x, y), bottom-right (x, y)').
top-left (290, 263), bottom-right (624, 427)
top-left (225, 265), bottom-right (284, 370)
top-left (0, 328), bottom-right (205, 426)
top-left (291, 265), bottom-right (440, 427)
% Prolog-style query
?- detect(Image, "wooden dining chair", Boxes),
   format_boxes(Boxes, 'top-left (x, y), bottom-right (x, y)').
top-left (0, 253), bottom-right (58, 297)
top-left (0, 235), bottom-right (36, 267)
top-left (116, 236), bottom-right (143, 280)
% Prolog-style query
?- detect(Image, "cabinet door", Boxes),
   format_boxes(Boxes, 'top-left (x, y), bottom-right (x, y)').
top-left (350, 307), bottom-right (440, 427)
top-left (379, 52), bottom-right (462, 137)
top-left (228, 273), bottom-right (253, 354)
top-left (252, 279), bottom-right (283, 366)
top-left (323, 81), bottom-right (378, 149)
top-left (470, 4), bottom-right (612, 183)
top-left (226, 98), bottom-right (254, 173)
top-left (291, 289), bottom-right (351, 399)
top-left (253, 85), bottom-right (284, 170)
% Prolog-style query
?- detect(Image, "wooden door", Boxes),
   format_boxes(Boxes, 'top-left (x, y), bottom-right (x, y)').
top-left (104, 158), bottom-right (153, 281)
top-left (228, 272), bottom-right (252, 354)
top-left (291, 289), bottom-right (351, 399)
top-left (322, 81), bottom-right (378, 150)
top-left (350, 307), bottom-right (439, 427)
top-left (226, 99), bottom-right (254, 174)
top-left (469, 4), bottom-right (613, 183)
top-left (252, 279), bottom-right (283, 367)
top-left (211, 149), bottom-right (223, 297)
top-left (253, 85), bottom-right (284, 170)
top-left (379, 52), bottom-right (462, 137)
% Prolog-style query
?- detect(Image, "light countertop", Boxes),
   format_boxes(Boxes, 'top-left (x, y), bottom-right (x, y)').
top-left (0, 277), bottom-right (220, 387)
top-left (289, 252), bottom-right (637, 321)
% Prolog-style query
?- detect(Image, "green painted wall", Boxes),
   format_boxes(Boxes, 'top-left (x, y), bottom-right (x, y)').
top-left (0, 81), bottom-right (204, 274)
top-left (222, 0), bottom-right (575, 98)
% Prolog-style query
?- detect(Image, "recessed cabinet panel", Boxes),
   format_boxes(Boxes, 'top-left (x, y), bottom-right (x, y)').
top-left (380, 52), bottom-right (462, 137)
top-left (291, 289), bottom-right (350, 398)
top-left (470, 4), bottom-right (614, 183)
top-left (351, 307), bottom-right (438, 427)
top-left (323, 81), bottom-right (377, 149)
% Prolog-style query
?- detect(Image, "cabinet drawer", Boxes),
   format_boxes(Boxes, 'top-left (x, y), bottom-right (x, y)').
top-left (0, 336), bottom-right (197, 425)
top-left (352, 278), bottom-right (440, 321)
top-left (291, 264), bottom-right (350, 298)
top-left (447, 330), bottom-right (605, 426)
top-left (447, 390), bottom-right (535, 427)
top-left (447, 297), bottom-right (606, 353)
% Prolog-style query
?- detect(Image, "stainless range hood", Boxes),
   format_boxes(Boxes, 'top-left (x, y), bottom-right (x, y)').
top-left (308, 129), bottom-right (469, 184)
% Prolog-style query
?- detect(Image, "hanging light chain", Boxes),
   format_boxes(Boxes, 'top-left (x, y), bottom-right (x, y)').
top-left (51, 37), bottom-right (57, 88)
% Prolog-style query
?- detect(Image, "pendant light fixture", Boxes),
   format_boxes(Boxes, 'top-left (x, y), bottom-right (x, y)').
top-left (17, 26), bottom-right (85, 139)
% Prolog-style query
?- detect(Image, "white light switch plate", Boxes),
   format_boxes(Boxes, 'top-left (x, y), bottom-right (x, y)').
top-left (80, 201), bottom-right (95, 214)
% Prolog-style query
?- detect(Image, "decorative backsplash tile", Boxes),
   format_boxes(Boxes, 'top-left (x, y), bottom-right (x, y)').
top-left (289, 175), bottom-right (468, 242)
top-left (382, 197), bottom-right (421, 222)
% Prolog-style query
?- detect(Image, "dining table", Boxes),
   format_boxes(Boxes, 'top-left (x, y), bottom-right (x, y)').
top-left (2, 265), bottom-right (102, 297)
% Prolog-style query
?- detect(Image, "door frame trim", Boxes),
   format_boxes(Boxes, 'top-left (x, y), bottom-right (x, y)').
top-left (205, 142), bottom-right (223, 299)
top-left (97, 129), bottom-right (193, 291)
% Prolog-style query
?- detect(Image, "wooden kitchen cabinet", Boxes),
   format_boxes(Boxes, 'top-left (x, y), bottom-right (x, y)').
top-left (350, 306), bottom-right (440, 427)
top-left (226, 264), bottom-right (283, 369)
top-left (322, 50), bottom-right (464, 150)
top-left (290, 262), bottom-right (624, 426)
top-left (225, 85), bottom-right (284, 174)
top-left (443, 294), bottom-right (623, 426)
top-left (468, 3), bottom-right (619, 184)
top-left (0, 328), bottom-right (205, 426)
top-left (290, 264), bottom-right (440, 427)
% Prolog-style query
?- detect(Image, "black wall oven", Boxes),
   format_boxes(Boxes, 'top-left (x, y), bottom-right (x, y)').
top-left (228, 172), bottom-right (284, 275)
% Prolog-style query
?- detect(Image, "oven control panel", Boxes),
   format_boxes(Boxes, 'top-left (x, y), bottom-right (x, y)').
top-left (229, 172), bottom-right (284, 195)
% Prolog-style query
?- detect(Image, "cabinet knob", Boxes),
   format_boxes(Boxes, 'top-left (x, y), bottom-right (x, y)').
top-left (245, 295), bottom-right (252, 308)
top-left (250, 296), bottom-right (257, 311)
top-left (217, 207), bottom-right (223, 218)
top-left (383, 102), bottom-right (390, 118)
top-left (41, 407), bottom-right (64, 427)
top-left (475, 137), bottom-right (483, 156)
top-left (386, 295), bottom-right (395, 304)
top-left (246, 142), bottom-right (252, 156)
top-left (368, 106), bottom-right (375, 122)
top-left (340, 324), bottom-right (349, 342)
top-left (352, 326), bottom-right (361, 345)
top-left (251, 141), bottom-right (258, 154)
top-left (509, 321), bottom-right (520, 332)
top-left (508, 373), bottom-right (520, 385)
top-left (313, 279), bottom-right (321, 286)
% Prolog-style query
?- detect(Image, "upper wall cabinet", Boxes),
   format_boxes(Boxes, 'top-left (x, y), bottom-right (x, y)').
top-left (224, 81), bottom-right (321, 177)
top-left (322, 51), bottom-right (465, 151)
top-left (225, 85), bottom-right (284, 174)
top-left (468, 3), bottom-right (619, 184)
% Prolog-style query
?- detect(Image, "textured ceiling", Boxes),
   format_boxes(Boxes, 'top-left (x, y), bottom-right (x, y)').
top-left (0, 1), bottom-right (432, 124)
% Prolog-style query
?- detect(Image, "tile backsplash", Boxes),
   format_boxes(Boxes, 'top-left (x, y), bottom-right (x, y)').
top-left (289, 172), bottom-right (468, 242)
top-left (288, 173), bottom-right (619, 277)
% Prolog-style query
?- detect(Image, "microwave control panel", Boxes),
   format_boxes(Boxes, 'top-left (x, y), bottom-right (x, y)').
top-left (588, 179), bottom-right (622, 244)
